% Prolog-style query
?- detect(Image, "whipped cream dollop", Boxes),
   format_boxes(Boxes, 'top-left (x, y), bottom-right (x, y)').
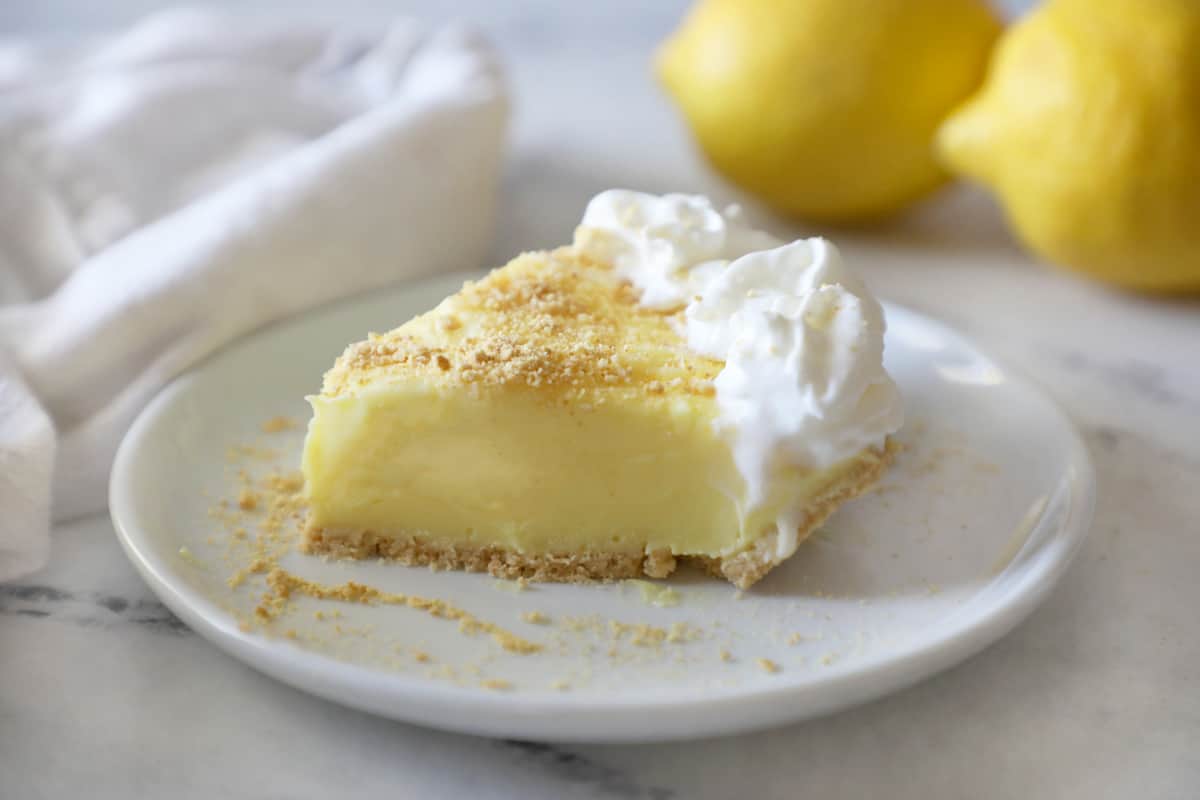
top-left (575, 190), bottom-right (903, 554)
top-left (576, 190), bottom-right (782, 308)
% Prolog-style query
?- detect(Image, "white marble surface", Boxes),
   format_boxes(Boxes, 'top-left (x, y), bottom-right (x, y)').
top-left (3, 2), bottom-right (1199, 798)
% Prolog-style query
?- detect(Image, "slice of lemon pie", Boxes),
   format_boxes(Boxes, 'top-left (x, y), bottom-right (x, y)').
top-left (300, 191), bottom-right (902, 588)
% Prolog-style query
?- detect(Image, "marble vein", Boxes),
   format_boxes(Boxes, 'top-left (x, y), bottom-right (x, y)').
top-left (0, 583), bottom-right (190, 635)
top-left (501, 740), bottom-right (677, 800)
top-left (1057, 350), bottom-right (1200, 410)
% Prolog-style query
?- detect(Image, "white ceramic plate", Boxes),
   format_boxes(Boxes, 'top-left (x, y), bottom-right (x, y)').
top-left (111, 272), bottom-right (1094, 743)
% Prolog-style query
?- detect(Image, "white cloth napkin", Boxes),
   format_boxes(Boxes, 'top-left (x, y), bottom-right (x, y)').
top-left (0, 9), bottom-right (508, 581)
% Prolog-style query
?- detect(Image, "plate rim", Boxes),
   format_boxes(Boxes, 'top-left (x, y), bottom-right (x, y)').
top-left (109, 273), bottom-right (1097, 742)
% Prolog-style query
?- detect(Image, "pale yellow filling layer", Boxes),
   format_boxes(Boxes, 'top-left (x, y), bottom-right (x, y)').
top-left (303, 383), bottom-right (849, 559)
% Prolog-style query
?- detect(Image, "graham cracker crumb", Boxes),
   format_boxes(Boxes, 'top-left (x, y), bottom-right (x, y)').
top-left (609, 621), bottom-right (668, 647)
top-left (492, 578), bottom-right (531, 594)
top-left (628, 580), bottom-right (681, 607)
top-left (227, 444), bottom-right (279, 462)
top-left (521, 611), bottom-right (551, 625)
top-left (262, 471), bottom-right (304, 495)
top-left (237, 489), bottom-right (259, 511)
top-left (481, 679), bottom-right (512, 691)
top-left (261, 416), bottom-right (299, 433)
top-left (756, 658), bottom-right (780, 674)
top-left (259, 568), bottom-right (541, 655)
top-left (667, 622), bottom-right (698, 643)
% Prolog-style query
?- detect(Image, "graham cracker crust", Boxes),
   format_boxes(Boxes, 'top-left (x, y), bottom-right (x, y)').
top-left (694, 441), bottom-right (896, 588)
top-left (302, 441), bottom-right (895, 590)
top-left (301, 528), bottom-right (673, 583)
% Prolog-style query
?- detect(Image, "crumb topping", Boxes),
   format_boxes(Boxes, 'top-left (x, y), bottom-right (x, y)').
top-left (319, 248), bottom-right (721, 400)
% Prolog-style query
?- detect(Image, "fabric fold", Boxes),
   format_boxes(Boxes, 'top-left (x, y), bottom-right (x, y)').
top-left (0, 9), bottom-right (509, 580)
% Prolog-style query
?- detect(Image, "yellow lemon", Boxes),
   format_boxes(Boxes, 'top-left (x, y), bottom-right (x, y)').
top-left (938, 0), bottom-right (1200, 293)
top-left (657, 0), bottom-right (1000, 223)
